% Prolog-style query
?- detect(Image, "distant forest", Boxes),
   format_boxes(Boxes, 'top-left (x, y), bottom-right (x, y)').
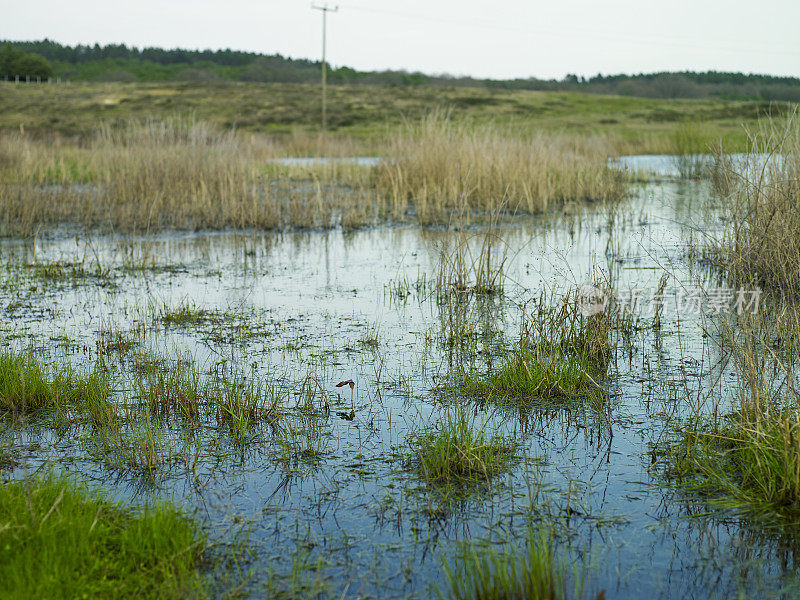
top-left (4, 39), bottom-right (800, 102)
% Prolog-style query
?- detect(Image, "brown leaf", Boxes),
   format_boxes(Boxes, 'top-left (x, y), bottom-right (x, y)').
top-left (336, 380), bottom-right (355, 390)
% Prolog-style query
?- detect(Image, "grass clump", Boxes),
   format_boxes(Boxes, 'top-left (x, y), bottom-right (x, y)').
top-left (438, 527), bottom-right (588, 600)
top-left (662, 308), bottom-right (800, 515)
top-left (665, 407), bottom-right (800, 512)
top-left (411, 408), bottom-right (516, 485)
top-left (0, 350), bottom-right (112, 418)
top-left (0, 472), bottom-right (208, 599)
top-left (464, 291), bottom-right (612, 404)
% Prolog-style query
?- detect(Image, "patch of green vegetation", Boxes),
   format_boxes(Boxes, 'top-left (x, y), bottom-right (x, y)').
top-left (465, 342), bottom-right (592, 402)
top-left (159, 302), bottom-right (221, 327)
top-left (661, 406), bottom-right (800, 515)
top-left (0, 472), bottom-right (209, 599)
top-left (22, 260), bottom-right (112, 287)
top-left (0, 349), bottom-right (113, 418)
top-left (438, 527), bottom-right (588, 600)
top-left (463, 300), bottom-right (612, 406)
top-left (210, 371), bottom-right (280, 445)
top-left (0, 81), bottom-right (771, 153)
top-left (358, 322), bottom-right (380, 348)
top-left (410, 408), bottom-right (517, 485)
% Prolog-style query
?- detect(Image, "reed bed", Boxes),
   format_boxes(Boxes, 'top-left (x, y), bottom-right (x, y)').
top-left (374, 112), bottom-right (628, 224)
top-left (0, 117), bottom-right (375, 234)
top-left (709, 113), bottom-right (800, 297)
top-left (0, 114), bottom-right (629, 234)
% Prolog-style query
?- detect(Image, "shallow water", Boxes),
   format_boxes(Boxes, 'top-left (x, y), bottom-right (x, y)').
top-left (2, 180), bottom-right (798, 598)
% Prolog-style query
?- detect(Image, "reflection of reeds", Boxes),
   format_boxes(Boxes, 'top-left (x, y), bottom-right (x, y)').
top-left (440, 526), bottom-right (588, 600)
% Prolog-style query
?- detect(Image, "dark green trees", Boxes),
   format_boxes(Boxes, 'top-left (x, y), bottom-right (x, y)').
top-left (0, 44), bottom-right (54, 79)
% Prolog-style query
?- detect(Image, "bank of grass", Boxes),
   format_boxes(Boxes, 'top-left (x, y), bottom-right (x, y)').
top-left (661, 307), bottom-right (800, 515)
top-left (438, 527), bottom-right (589, 600)
top-left (0, 80), bottom-right (771, 152)
top-left (0, 349), bottom-right (113, 418)
top-left (665, 406), bottom-right (800, 512)
top-left (661, 112), bottom-right (800, 516)
top-left (464, 291), bottom-right (612, 405)
top-left (0, 472), bottom-right (209, 599)
top-left (411, 408), bottom-right (517, 486)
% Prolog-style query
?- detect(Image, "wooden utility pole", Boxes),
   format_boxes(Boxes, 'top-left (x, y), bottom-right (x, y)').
top-left (312, 3), bottom-right (338, 130)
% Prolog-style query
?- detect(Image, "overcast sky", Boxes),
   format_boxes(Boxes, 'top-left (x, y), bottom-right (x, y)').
top-left (6, 0), bottom-right (800, 79)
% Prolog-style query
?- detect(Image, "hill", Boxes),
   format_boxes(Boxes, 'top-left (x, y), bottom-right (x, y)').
top-left (3, 39), bottom-right (800, 102)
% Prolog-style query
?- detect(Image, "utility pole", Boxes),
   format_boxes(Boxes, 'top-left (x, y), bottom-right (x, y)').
top-left (311, 3), bottom-right (338, 130)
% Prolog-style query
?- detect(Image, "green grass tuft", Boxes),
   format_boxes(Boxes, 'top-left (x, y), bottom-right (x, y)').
top-left (0, 472), bottom-right (208, 599)
top-left (463, 297), bottom-right (612, 405)
top-left (411, 408), bottom-right (516, 485)
top-left (662, 406), bottom-right (800, 513)
top-left (0, 350), bottom-right (113, 418)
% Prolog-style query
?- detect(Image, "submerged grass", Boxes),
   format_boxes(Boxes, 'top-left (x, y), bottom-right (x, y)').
top-left (0, 472), bottom-right (208, 599)
top-left (464, 289), bottom-right (613, 405)
top-left (438, 527), bottom-right (589, 600)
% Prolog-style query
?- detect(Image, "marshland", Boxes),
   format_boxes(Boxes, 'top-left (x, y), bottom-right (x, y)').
top-left (3, 76), bottom-right (800, 600)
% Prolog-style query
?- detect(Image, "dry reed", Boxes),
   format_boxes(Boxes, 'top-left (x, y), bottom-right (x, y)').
top-left (373, 111), bottom-right (628, 224)
top-left (0, 113), bottom-right (629, 234)
top-left (710, 113), bottom-right (800, 298)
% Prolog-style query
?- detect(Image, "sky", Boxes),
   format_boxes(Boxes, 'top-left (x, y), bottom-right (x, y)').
top-left (6, 0), bottom-right (800, 80)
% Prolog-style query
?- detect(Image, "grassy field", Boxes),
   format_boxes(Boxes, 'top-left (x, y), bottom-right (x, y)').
top-left (0, 80), bottom-right (787, 153)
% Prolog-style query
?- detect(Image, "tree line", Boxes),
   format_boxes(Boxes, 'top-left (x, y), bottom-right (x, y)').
top-left (3, 39), bottom-right (799, 102)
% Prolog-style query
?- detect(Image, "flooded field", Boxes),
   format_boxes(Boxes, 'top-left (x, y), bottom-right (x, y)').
top-left (3, 167), bottom-right (800, 598)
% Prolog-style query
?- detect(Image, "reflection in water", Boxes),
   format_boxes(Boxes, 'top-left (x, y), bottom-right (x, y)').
top-left (2, 181), bottom-right (799, 598)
